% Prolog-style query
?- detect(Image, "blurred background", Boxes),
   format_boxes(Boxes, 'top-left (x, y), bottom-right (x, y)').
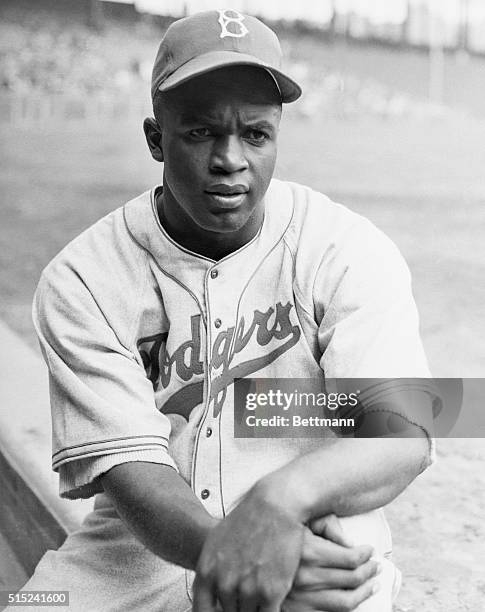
top-left (1, 0), bottom-right (484, 376)
top-left (0, 1), bottom-right (484, 610)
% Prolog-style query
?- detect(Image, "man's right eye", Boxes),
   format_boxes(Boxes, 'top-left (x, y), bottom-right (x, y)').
top-left (188, 128), bottom-right (212, 139)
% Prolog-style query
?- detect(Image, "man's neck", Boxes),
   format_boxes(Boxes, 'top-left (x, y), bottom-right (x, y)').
top-left (155, 188), bottom-right (264, 261)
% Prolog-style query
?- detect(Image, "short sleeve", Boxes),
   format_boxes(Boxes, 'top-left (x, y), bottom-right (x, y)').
top-left (314, 218), bottom-right (437, 463)
top-left (32, 263), bottom-right (178, 500)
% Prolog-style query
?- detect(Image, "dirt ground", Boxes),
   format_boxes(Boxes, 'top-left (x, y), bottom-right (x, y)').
top-left (388, 438), bottom-right (485, 611)
top-left (0, 109), bottom-right (483, 610)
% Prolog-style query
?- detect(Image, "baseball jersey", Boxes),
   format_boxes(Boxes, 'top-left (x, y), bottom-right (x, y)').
top-left (28, 178), bottom-right (435, 611)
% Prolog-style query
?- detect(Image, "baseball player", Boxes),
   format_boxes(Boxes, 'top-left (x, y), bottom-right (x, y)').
top-left (15, 9), bottom-right (436, 612)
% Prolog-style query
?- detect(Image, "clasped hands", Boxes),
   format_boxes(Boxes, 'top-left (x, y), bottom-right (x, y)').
top-left (193, 480), bottom-right (381, 612)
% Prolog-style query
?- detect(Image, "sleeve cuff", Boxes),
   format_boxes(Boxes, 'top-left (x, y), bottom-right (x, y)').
top-left (428, 437), bottom-right (437, 466)
top-left (362, 404), bottom-right (437, 471)
top-left (58, 448), bottom-right (178, 499)
top-left (348, 381), bottom-right (439, 472)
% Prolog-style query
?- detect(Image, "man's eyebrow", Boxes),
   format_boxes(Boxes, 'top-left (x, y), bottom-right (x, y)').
top-left (177, 112), bottom-right (216, 124)
top-left (177, 114), bottom-right (277, 131)
top-left (243, 120), bottom-right (276, 132)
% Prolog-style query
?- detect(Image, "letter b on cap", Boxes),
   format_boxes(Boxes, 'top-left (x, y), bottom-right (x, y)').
top-left (218, 9), bottom-right (249, 38)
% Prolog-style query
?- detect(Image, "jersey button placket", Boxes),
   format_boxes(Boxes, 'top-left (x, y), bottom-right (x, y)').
top-left (195, 266), bottom-right (225, 519)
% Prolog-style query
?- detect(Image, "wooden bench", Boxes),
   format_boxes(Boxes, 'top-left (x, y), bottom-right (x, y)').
top-left (0, 321), bottom-right (93, 600)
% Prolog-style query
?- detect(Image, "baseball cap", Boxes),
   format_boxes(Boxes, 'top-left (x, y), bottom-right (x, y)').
top-left (151, 9), bottom-right (302, 104)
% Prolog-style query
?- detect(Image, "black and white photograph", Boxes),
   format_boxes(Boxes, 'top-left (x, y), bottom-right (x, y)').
top-left (0, 1), bottom-right (483, 611)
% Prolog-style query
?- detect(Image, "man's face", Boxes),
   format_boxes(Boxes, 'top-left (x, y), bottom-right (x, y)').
top-left (148, 66), bottom-right (282, 244)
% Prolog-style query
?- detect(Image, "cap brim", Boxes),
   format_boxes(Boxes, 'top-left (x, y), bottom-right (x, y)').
top-left (156, 50), bottom-right (301, 103)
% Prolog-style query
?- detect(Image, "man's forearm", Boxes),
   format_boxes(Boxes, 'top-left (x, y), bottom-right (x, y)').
top-left (257, 433), bottom-right (431, 523)
top-left (99, 427), bottom-right (430, 571)
top-left (100, 462), bottom-right (218, 570)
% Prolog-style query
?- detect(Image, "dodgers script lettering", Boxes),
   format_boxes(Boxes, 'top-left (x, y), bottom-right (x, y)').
top-left (137, 302), bottom-right (301, 420)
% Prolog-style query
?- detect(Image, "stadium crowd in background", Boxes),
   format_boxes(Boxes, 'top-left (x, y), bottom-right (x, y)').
top-left (0, 3), bottom-right (474, 124)
top-left (0, 18), bottom-right (152, 96)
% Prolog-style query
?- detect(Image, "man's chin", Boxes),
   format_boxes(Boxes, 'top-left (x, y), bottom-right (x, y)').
top-left (200, 210), bottom-right (253, 234)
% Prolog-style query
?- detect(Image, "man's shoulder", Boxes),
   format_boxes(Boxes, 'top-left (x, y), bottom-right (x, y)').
top-left (270, 179), bottom-right (408, 286)
top-left (34, 189), bottom-right (156, 345)
top-left (36, 189), bottom-right (156, 324)
top-left (269, 178), bottom-right (380, 249)
top-left (41, 189), bottom-right (153, 282)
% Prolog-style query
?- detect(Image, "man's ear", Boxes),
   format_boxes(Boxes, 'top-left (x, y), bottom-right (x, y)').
top-left (143, 117), bottom-right (164, 162)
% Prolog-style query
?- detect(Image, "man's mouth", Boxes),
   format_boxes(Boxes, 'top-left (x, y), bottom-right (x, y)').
top-left (205, 184), bottom-right (249, 209)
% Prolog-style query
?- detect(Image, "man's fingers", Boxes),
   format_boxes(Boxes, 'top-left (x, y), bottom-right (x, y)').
top-left (237, 579), bottom-right (262, 612)
top-left (258, 604), bottom-right (282, 612)
top-left (255, 586), bottom-right (286, 612)
top-left (302, 533), bottom-right (374, 569)
top-left (217, 589), bottom-right (238, 612)
top-left (287, 578), bottom-right (380, 612)
top-left (194, 576), bottom-right (282, 612)
top-left (326, 578), bottom-right (380, 611)
top-left (192, 575), bottom-right (217, 612)
top-left (310, 514), bottom-right (353, 547)
top-left (294, 558), bottom-right (381, 590)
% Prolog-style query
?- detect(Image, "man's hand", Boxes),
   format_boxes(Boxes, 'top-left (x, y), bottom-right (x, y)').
top-left (193, 481), bottom-right (305, 612)
top-left (283, 516), bottom-right (381, 612)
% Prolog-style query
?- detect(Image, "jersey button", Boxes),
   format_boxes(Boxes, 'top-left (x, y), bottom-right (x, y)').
top-left (210, 269), bottom-right (218, 279)
top-left (201, 489), bottom-right (210, 500)
top-left (214, 318), bottom-right (222, 328)
top-left (206, 427), bottom-right (213, 438)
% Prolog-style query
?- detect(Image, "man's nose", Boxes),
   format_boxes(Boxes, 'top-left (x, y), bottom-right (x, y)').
top-left (210, 135), bottom-right (249, 174)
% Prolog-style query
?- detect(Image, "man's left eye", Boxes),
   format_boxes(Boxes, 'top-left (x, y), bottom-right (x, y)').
top-left (189, 128), bottom-right (212, 138)
top-left (245, 130), bottom-right (268, 142)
